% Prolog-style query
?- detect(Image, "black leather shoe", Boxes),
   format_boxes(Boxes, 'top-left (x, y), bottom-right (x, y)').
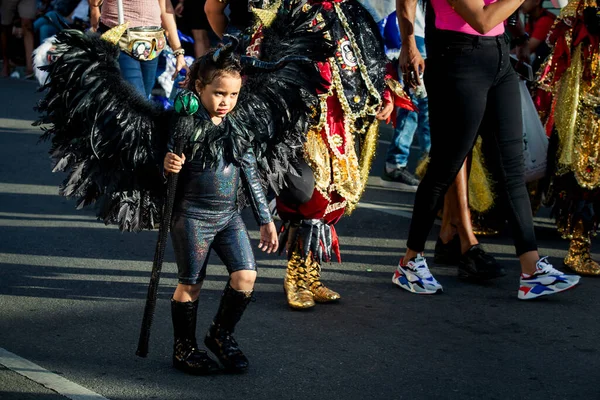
top-left (434, 235), bottom-right (461, 265)
top-left (458, 245), bottom-right (506, 281)
top-left (205, 328), bottom-right (249, 373)
top-left (173, 339), bottom-right (221, 375)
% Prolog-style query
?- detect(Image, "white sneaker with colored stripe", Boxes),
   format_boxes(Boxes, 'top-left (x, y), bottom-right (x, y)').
top-left (392, 255), bottom-right (443, 294)
top-left (518, 257), bottom-right (580, 300)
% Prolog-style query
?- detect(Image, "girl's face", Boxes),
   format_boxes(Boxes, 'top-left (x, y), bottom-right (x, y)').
top-left (196, 73), bottom-right (242, 124)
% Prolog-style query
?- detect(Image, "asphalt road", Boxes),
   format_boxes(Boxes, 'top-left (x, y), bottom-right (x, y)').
top-left (1, 77), bottom-right (599, 400)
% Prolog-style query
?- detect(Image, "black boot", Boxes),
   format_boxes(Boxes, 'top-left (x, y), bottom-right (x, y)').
top-left (171, 299), bottom-right (220, 375)
top-left (204, 282), bottom-right (253, 373)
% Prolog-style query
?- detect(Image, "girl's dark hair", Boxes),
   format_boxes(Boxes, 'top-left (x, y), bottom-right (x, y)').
top-left (186, 47), bottom-right (243, 92)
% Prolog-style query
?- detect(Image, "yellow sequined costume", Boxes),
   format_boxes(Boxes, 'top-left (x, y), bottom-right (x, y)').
top-left (534, 0), bottom-right (600, 275)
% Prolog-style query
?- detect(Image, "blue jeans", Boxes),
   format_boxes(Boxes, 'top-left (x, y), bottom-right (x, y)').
top-left (386, 36), bottom-right (431, 167)
top-left (34, 11), bottom-right (67, 42)
top-left (118, 51), bottom-right (159, 98)
top-left (386, 93), bottom-right (431, 167)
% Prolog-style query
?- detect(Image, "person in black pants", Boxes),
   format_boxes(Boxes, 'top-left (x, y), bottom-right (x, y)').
top-left (391, 0), bottom-right (580, 299)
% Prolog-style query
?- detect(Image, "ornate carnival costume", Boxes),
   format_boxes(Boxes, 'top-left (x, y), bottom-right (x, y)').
top-left (535, 0), bottom-right (600, 275)
top-left (246, 0), bottom-right (415, 309)
top-left (36, 2), bottom-right (332, 372)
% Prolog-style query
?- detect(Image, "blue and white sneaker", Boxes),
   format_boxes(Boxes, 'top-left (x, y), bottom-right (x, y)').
top-left (392, 255), bottom-right (443, 294)
top-left (518, 257), bottom-right (580, 300)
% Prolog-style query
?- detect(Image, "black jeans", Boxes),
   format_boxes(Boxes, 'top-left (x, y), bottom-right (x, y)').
top-left (406, 31), bottom-right (537, 257)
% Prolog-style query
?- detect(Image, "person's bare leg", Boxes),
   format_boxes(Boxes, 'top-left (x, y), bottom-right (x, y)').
top-left (21, 18), bottom-right (34, 74)
top-left (439, 180), bottom-right (458, 244)
top-left (450, 160), bottom-right (479, 254)
top-left (439, 160), bottom-right (478, 254)
top-left (191, 29), bottom-right (210, 58)
top-left (402, 248), bottom-right (420, 263)
top-left (519, 250), bottom-right (539, 275)
top-left (1, 25), bottom-right (10, 76)
top-left (173, 282), bottom-right (202, 302)
top-left (229, 270), bottom-right (257, 292)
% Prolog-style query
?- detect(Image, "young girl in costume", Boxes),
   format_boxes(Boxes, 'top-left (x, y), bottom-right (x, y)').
top-left (36, 1), bottom-right (331, 374)
top-left (163, 52), bottom-right (277, 375)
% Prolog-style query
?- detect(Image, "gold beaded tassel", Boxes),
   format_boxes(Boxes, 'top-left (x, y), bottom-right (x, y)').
top-left (574, 111), bottom-right (600, 190)
top-left (557, 0), bottom-right (579, 19)
top-left (554, 39), bottom-right (600, 189)
top-left (346, 119), bottom-right (379, 215)
top-left (303, 127), bottom-right (332, 196)
top-left (554, 44), bottom-right (583, 171)
top-left (573, 67), bottom-right (600, 189)
top-left (468, 138), bottom-right (495, 213)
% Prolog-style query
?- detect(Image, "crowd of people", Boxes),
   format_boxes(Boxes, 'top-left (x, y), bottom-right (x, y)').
top-left (28, 0), bottom-right (600, 375)
top-left (0, 0), bottom-right (211, 79)
top-left (1, 0), bottom-right (88, 77)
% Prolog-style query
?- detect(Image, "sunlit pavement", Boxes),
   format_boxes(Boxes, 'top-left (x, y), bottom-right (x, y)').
top-left (1, 78), bottom-right (599, 400)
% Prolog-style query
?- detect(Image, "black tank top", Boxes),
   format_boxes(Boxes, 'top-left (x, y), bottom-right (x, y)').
top-left (424, 0), bottom-right (437, 51)
top-left (228, 1), bottom-right (253, 31)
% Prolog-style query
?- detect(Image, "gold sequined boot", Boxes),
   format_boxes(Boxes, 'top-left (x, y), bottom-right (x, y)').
top-left (283, 250), bottom-right (315, 309)
top-left (307, 259), bottom-right (340, 303)
top-left (564, 221), bottom-right (600, 276)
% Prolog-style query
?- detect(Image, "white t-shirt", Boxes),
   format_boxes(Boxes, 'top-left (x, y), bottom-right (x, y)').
top-left (414, 2), bottom-right (426, 39)
top-left (72, 0), bottom-right (89, 21)
top-left (357, 0), bottom-right (396, 21)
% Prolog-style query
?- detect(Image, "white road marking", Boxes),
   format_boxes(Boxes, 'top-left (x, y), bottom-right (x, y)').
top-left (0, 347), bottom-right (109, 400)
top-left (0, 253), bottom-right (154, 270)
top-left (358, 201), bottom-right (441, 225)
top-left (358, 200), bottom-right (557, 229)
top-left (0, 118), bottom-right (42, 132)
top-left (0, 211), bottom-right (91, 220)
top-left (0, 219), bottom-right (111, 229)
top-left (357, 201), bottom-right (413, 217)
top-left (0, 182), bottom-right (58, 195)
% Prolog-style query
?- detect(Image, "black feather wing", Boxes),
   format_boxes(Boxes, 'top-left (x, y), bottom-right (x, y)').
top-left (35, 30), bottom-right (169, 232)
top-left (229, 1), bottom-right (333, 193)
